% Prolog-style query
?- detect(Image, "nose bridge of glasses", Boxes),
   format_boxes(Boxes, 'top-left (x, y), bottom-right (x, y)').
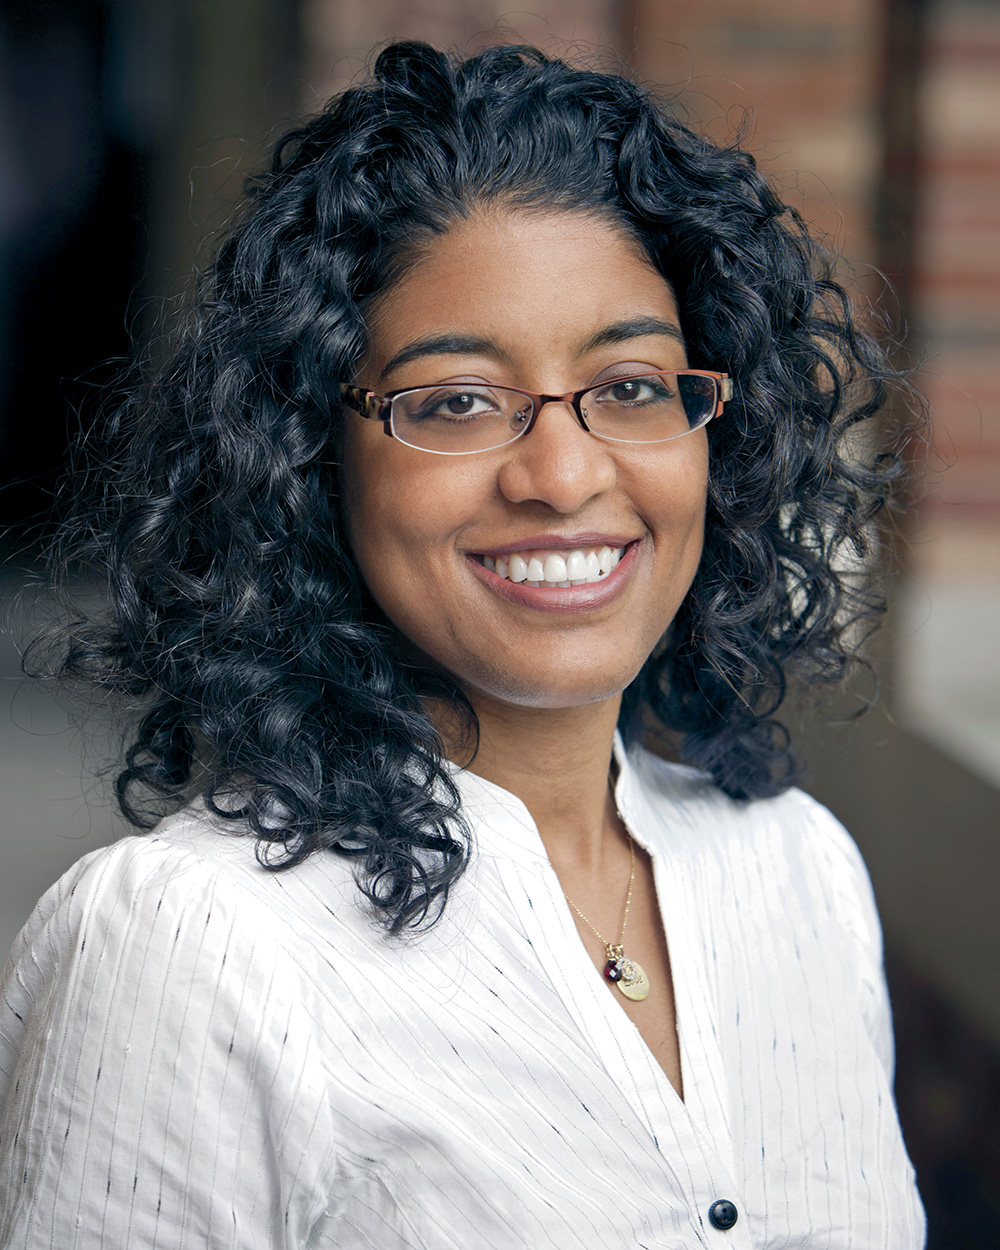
top-left (524, 390), bottom-right (591, 435)
top-left (502, 390), bottom-right (616, 502)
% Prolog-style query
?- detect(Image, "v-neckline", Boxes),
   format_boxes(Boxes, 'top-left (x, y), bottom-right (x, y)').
top-left (450, 739), bottom-right (736, 1176)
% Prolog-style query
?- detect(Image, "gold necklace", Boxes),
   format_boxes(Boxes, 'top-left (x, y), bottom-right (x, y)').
top-left (563, 832), bottom-right (650, 1002)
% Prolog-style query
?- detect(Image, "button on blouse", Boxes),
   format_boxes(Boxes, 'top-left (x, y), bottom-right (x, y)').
top-left (709, 1200), bottom-right (739, 1230)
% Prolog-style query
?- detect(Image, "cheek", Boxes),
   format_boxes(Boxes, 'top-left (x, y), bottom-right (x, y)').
top-left (677, 457), bottom-right (710, 578)
top-left (340, 428), bottom-right (403, 590)
top-left (632, 443), bottom-right (709, 643)
top-left (341, 438), bottom-right (417, 605)
top-left (339, 430), bottom-right (480, 625)
top-left (635, 437), bottom-right (709, 555)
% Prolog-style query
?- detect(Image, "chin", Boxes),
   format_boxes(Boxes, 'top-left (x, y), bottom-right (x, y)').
top-left (458, 652), bottom-right (647, 713)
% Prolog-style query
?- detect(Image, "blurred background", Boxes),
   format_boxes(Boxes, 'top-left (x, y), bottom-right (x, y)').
top-left (1, 0), bottom-right (998, 1243)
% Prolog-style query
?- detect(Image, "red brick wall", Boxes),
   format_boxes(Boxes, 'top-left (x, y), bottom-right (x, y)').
top-left (302, 0), bottom-right (622, 103)
top-left (912, 1), bottom-right (1000, 531)
top-left (303, 0), bottom-right (883, 286)
top-left (628, 0), bottom-right (882, 273)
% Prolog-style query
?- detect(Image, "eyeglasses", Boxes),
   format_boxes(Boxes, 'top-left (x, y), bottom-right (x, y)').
top-left (337, 370), bottom-right (732, 456)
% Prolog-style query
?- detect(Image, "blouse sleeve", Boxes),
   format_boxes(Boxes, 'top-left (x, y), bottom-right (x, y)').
top-left (0, 837), bottom-right (338, 1250)
top-left (797, 794), bottom-right (897, 1082)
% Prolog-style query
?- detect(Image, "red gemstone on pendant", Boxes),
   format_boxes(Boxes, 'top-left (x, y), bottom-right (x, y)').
top-left (604, 960), bottom-right (623, 982)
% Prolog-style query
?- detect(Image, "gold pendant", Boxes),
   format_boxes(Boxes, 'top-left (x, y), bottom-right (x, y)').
top-left (603, 949), bottom-right (650, 1002)
top-left (615, 957), bottom-right (650, 1001)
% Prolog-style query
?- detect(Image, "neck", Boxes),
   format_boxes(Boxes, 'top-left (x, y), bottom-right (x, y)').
top-left (432, 693), bottom-right (624, 873)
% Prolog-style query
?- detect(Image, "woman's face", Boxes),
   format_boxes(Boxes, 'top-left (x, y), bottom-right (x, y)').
top-left (341, 207), bottom-right (709, 715)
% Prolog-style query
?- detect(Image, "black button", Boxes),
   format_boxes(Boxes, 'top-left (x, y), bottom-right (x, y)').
top-left (708, 1199), bottom-right (739, 1231)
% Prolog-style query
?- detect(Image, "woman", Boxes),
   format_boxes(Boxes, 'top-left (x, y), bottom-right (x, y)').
top-left (0, 41), bottom-right (924, 1248)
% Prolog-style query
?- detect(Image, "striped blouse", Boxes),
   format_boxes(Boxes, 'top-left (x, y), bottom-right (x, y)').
top-left (0, 741), bottom-right (924, 1248)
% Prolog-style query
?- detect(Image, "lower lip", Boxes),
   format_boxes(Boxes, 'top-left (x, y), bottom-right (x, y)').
top-left (466, 541), bottom-right (641, 613)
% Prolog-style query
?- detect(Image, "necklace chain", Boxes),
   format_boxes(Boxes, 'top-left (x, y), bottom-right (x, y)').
top-left (563, 831), bottom-right (636, 954)
top-left (559, 783), bottom-right (650, 1001)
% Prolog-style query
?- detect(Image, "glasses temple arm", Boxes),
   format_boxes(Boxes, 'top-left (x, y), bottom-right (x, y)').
top-left (337, 384), bottom-right (391, 421)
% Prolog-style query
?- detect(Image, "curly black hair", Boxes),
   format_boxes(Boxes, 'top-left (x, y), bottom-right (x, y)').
top-left (50, 40), bottom-right (907, 933)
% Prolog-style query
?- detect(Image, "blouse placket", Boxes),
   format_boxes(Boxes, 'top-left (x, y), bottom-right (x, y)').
top-left (459, 750), bottom-right (755, 1249)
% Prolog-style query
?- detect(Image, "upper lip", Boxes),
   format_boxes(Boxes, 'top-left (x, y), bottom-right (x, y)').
top-left (469, 532), bottom-right (641, 558)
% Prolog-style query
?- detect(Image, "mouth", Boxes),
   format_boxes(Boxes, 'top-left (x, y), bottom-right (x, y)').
top-left (472, 544), bottom-right (627, 587)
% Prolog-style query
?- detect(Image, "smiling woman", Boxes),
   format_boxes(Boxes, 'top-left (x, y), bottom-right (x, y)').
top-left (0, 41), bottom-right (924, 1249)
top-left (342, 210), bottom-right (709, 717)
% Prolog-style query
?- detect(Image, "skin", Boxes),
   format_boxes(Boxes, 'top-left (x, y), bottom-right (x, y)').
top-left (341, 207), bottom-right (711, 1094)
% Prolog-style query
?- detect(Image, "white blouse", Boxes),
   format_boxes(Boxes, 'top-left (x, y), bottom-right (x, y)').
top-left (0, 742), bottom-right (924, 1249)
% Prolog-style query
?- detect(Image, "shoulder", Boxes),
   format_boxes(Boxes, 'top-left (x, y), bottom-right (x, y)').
top-left (11, 802), bottom-right (358, 955)
top-left (628, 745), bottom-right (865, 861)
top-left (2, 804), bottom-right (359, 1049)
top-left (0, 805), bottom-right (359, 1105)
top-left (626, 747), bottom-right (894, 1072)
top-left (624, 746), bottom-right (882, 958)
top-left (8, 808), bottom-right (270, 962)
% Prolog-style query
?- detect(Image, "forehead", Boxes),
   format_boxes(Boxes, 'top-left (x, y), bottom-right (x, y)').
top-left (362, 207), bottom-right (682, 379)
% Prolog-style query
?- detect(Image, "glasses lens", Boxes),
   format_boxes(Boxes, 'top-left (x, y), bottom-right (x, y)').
top-left (581, 373), bottom-right (717, 443)
top-left (390, 385), bottom-right (532, 453)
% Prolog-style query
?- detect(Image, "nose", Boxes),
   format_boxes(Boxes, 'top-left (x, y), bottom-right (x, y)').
top-left (496, 398), bottom-right (617, 512)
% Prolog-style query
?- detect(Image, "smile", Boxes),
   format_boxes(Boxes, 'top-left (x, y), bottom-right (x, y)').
top-left (474, 545), bottom-right (625, 587)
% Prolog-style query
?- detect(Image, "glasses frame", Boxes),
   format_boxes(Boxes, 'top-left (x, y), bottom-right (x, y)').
top-left (337, 370), bottom-right (733, 456)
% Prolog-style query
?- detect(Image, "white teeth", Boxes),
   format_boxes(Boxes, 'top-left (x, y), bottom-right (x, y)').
top-left (481, 545), bottom-right (627, 587)
top-left (543, 553), bottom-right (568, 583)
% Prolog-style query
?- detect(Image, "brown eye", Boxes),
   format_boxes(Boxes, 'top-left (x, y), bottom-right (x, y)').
top-left (407, 387), bottom-right (502, 422)
top-left (596, 376), bottom-right (672, 406)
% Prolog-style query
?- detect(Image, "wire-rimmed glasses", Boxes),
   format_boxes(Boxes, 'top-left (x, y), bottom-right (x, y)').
top-left (338, 370), bottom-right (733, 456)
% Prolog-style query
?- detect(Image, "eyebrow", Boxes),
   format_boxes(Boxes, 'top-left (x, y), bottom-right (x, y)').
top-left (379, 336), bottom-right (513, 382)
top-left (578, 316), bottom-right (686, 354)
top-left (377, 317), bottom-right (686, 382)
